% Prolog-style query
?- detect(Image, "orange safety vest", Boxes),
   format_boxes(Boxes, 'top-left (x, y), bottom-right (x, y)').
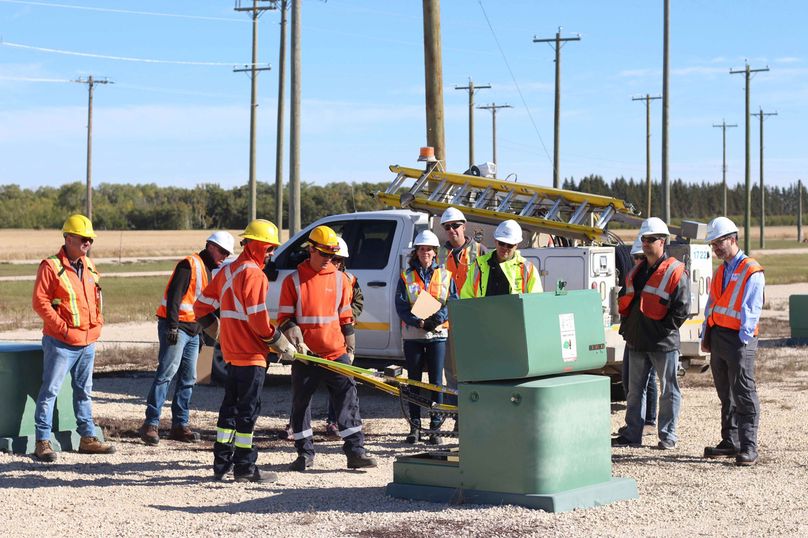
top-left (193, 251), bottom-right (275, 367)
top-left (706, 257), bottom-right (764, 334)
top-left (156, 254), bottom-right (208, 322)
top-left (33, 249), bottom-right (103, 346)
top-left (618, 257), bottom-right (685, 321)
top-left (401, 267), bottom-right (453, 332)
top-left (278, 263), bottom-right (353, 361)
top-left (438, 240), bottom-right (481, 292)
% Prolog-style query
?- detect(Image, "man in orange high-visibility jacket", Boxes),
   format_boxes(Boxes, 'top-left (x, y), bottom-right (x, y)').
top-left (139, 231), bottom-right (234, 447)
top-left (613, 217), bottom-right (690, 451)
top-left (278, 225), bottom-right (377, 472)
top-left (700, 217), bottom-right (765, 467)
top-left (31, 214), bottom-right (115, 462)
top-left (194, 219), bottom-right (296, 483)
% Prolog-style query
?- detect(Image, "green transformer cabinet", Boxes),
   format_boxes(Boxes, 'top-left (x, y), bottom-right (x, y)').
top-left (387, 289), bottom-right (638, 512)
top-left (0, 343), bottom-right (97, 454)
top-left (790, 295), bottom-right (808, 339)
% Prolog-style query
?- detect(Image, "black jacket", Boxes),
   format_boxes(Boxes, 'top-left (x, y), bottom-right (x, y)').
top-left (618, 254), bottom-right (691, 352)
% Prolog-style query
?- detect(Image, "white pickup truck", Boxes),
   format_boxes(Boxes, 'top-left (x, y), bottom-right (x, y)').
top-left (261, 209), bottom-right (712, 379)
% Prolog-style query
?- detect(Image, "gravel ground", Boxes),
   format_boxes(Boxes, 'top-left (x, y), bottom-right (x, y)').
top-left (2, 337), bottom-right (808, 537)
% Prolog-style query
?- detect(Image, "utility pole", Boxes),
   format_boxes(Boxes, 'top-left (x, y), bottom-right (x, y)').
top-left (73, 75), bottom-right (112, 221)
top-left (730, 62), bottom-right (769, 254)
top-left (274, 0), bottom-right (288, 230)
top-left (477, 103), bottom-right (512, 178)
top-left (455, 78), bottom-right (490, 170)
top-left (422, 0), bottom-right (446, 165)
top-left (712, 120), bottom-right (738, 217)
top-left (234, 0), bottom-right (275, 223)
top-left (661, 0), bottom-right (670, 224)
top-left (798, 179), bottom-right (803, 243)
top-left (751, 107), bottom-right (777, 249)
top-left (633, 94), bottom-right (661, 217)
top-left (289, 0), bottom-right (301, 234)
top-left (533, 27), bottom-right (580, 189)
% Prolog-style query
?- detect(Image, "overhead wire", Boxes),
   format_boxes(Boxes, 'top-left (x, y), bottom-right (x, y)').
top-left (0, 0), bottom-right (246, 22)
top-left (477, 0), bottom-right (553, 168)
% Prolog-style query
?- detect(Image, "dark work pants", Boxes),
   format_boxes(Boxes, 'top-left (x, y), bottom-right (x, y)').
top-left (710, 326), bottom-right (760, 451)
top-left (291, 354), bottom-right (364, 459)
top-left (403, 339), bottom-right (446, 429)
top-left (214, 364), bottom-right (265, 477)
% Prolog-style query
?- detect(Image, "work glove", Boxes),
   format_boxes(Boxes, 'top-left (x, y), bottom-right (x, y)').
top-left (201, 317), bottom-right (220, 342)
top-left (345, 332), bottom-right (356, 363)
top-left (268, 332), bottom-right (297, 364)
top-left (422, 315), bottom-right (442, 333)
top-left (167, 327), bottom-right (179, 346)
top-left (282, 322), bottom-right (310, 355)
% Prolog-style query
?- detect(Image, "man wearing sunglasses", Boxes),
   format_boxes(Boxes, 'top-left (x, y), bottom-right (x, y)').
top-left (31, 214), bottom-right (115, 462)
top-left (700, 217), bottom-right (764, 466)
top-left (436, 207), bottom-right (486, 405)
top-left (614, 217), bottom-right (689, 450)
top-left (278, 225), bottom-right (377, 472)
top-left (460, 219), bottom-right (541, 298)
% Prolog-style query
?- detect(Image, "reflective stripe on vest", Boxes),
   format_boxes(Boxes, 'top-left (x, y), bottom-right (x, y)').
top-left (439, 241), bottom-right (480, 290)
top-left (707, 257), bottom-right (763, 331)
top-left (291, 270), bottom-right (343, 325)
top-left (467, 254), bottom-right (530, 297)
top-left (219, 262), bottom-right (260, 321)
top-left (157, 254), bottom-right (207, 321)
top-left (47, 256), bottom-right (81, 327)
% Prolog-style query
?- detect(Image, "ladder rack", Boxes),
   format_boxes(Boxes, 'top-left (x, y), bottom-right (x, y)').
top-left (376, 165), bottom-right (640, 242)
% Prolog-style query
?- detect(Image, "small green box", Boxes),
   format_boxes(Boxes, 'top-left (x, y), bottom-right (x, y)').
top-left (458, 375), bottom-right (612, 495)
top-left (790, 295), bottom-right (808, 338)
top-left (450, 290), bottom-right (607, 382)
top-left (0, 343), bottom-right (79, 453)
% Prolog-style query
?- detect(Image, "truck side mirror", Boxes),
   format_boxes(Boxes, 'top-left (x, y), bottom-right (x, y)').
top-left (265, 260), bottom-right (279, 282)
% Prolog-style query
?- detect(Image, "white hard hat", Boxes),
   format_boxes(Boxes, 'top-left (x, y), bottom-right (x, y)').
top-left (638, 217), bottom-right (670, 238)
top-left (335, 237), bottom-right (349, 258)
top-left (705, 216), bottom-right (739, 242)
top-left (494, 220), bottom-right (523, 245)
top-left (207, 230), bottom-right (235, 254)
top-left (630, 237), bottom-right (643, 255)
top-left (440, 207), bottom-right (466, 225)
top-left (414, 230), bottom-right (440, 247)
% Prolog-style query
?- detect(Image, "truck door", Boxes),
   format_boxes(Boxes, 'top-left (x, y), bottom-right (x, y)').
top-left (344, 218), bottom-right (399, 351)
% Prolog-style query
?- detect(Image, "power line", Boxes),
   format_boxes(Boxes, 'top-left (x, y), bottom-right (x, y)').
top-left (477, 0), bottom-right (553, 175)
top-left (0, 0), bottom-right (246, 22)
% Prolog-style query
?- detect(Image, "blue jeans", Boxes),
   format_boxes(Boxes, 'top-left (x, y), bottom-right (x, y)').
top-left (144, 318), bottom-right (201, 426)
top-left (403, 339), bottom-right (446, 428)
top-left (624, 349), bottom-right (681, 444)
top-left (621, 347), bottom-right (658, 424)
top-left (35, 335), bottom-right (96, 441)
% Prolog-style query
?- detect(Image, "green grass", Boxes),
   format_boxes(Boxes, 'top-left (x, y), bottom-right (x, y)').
top-left (0, 276), bottom-right (167, 331)
top-left (751, 239), bottom-right (807, 250)
top-left (0, 260), bottom-right (177, 277)
top-left (711, 252), bottom-right (808, 285)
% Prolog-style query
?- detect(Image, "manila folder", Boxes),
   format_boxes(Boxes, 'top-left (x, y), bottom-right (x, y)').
top-left (411, 289), bottom-right (442, 319)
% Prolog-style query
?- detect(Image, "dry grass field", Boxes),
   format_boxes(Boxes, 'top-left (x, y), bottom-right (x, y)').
top-left (0, 229), bottom-right (293, 262)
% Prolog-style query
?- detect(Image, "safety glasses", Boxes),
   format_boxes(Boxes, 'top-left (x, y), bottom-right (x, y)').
top-left (442, 222), bottom-right (463, 231)
top-left (496, 241), bottom-right (516, 248)
top-left (640, 236), bottom-right (664, 244)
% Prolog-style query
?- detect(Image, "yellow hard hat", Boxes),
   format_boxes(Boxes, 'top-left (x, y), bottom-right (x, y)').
top-left (61, 214), bottom-right (97, 239)
top-left (308, 225), bottom-right (340, 254)
top-left (239, 219), bottom-right (280, 246)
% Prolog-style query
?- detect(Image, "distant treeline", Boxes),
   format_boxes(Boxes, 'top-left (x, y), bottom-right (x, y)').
top-left (1, 176), bottom-right (804, 230)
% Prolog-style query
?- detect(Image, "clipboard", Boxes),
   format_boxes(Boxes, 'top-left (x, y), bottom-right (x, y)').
top-left (411, 289), bottom-right (442, 319)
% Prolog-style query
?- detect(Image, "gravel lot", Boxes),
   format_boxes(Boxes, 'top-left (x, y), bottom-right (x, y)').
top-left (2, 332), bottom-right (808, 537)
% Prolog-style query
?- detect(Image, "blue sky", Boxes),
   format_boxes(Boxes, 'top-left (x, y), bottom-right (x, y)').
top-left (1, 0), bottom-right (805, 192)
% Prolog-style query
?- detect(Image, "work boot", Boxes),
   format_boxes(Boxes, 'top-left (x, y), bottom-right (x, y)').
top-left (325, 422), bottom-right (339, 438)
top-left (168, 424), bottom-right (201, 443)
top-left (234, 468), bottom-right (279, 483)
top-left (213, 463), bottom-right (233, 481)
top-left (347, 452), bottom-right (377, 470)
top-left (139, 423), bottom-right (160, 446)
top-left (735, 449), bottom-right (758, 467)
top-left (34, 440), bottom-right (57, 462)
top-left (704, 439), bottom-right (738, 458)
top-left (289, 455), bottom-right (314, 472)
top-left (611, 435), bottom-right (641, 448)
top-left (78, 436), bottom-right (116, 455)
top-left (657, 439), bottom-right (677, 450)
top-left (404, 423), bottom-right (420, 444)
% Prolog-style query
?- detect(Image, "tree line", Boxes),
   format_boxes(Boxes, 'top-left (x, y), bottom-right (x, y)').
top-left (0, 176), bottom-right (804, 230)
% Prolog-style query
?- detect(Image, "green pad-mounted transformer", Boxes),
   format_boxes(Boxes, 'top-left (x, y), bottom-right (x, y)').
top-left (387, 289), bottom-right (638, 512)
top-left (0, 343), bottom-right (101, 454)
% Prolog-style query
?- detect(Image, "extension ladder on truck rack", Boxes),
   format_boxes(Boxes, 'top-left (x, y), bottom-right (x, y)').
top-left (375, 164), bottom-right (641, 243)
